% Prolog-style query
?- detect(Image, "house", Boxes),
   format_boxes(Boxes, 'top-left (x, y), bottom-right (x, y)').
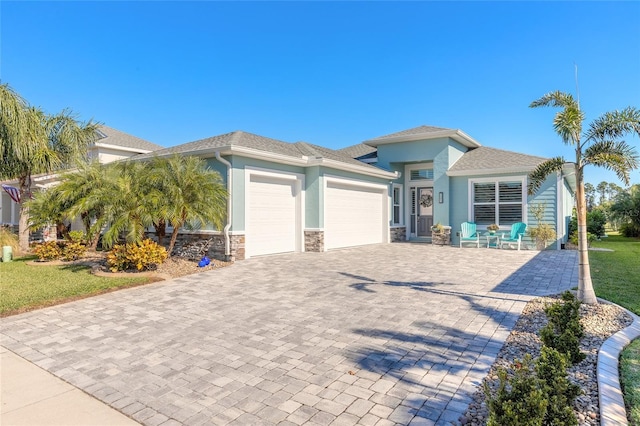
top-left (133, 125), bottom-right (576, 260)
top-left (0, 125), bottom-right (163, 233)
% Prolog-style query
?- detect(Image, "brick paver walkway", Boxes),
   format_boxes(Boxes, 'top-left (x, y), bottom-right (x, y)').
top-left (1, 244), bottom-right (577, 425)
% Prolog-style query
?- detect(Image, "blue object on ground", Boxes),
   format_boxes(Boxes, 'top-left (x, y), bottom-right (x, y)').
top-left (197, 256), bottom-right (211, 268)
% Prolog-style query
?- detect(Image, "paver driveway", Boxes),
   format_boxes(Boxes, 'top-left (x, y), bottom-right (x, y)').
top-left (1, 244), bottom-right (577, 426)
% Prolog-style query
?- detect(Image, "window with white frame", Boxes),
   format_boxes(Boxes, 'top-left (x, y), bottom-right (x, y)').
top-left (410, 169), bottom-right (434, 180)
top-left (471, 179), bottom-right (524, 225)
top-left (392, 185), bottom-right (403, 225)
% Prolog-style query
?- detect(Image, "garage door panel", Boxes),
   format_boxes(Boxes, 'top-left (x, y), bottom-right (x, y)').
top-left (248, 175), bottom-right (298, 257)
top-left (325, 181), bottom-right (386, 250)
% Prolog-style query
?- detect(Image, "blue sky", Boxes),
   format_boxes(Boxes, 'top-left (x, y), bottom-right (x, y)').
top-left (2, 1), bottom-right (639, 186)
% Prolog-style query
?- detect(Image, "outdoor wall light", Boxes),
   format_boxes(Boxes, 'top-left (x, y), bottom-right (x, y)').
top-left (438, 192), bottom-right (444, 203)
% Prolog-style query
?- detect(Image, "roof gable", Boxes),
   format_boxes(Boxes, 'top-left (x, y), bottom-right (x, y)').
top-left (369, 125), bottom-right (453, 140)
top-left (338, 143), bottom-right (378, 159)
top-left (448, 147), bottom-right (548, 176)
top-left (94, 125), bottom-right (163, 152)
top-left (363, 125), bottom-right (481, 148)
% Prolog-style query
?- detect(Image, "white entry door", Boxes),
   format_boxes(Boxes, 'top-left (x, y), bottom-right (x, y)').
top-left (325, 179), bottom-right (387, 250)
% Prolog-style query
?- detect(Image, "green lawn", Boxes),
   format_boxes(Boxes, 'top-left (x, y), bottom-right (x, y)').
top-left (590, 233), bottom-right (640, 425)
top-left (0, 256), bottom-right (150, 317)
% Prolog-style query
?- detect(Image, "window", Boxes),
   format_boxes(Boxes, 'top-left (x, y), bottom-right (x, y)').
top-left (392, 185), bottom-right (403, 225)
top-left (472, 180), bottom-right (524, 225)
top-left (410, 169), bottom-right (434, 180)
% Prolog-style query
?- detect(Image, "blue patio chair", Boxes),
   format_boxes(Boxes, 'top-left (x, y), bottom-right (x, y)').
top-left (500, 222), bottom-right (527, 250)
top-left (459, 222), bottom-right (480, 248)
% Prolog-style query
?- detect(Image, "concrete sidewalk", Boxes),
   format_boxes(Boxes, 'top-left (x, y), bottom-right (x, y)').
top-left (1, 346), bottom-right (138, 425)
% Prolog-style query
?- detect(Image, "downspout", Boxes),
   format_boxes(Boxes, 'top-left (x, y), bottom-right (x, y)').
top-left (215, 151), bottom-right (232, 259)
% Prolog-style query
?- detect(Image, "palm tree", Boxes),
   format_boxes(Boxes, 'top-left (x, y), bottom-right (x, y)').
top-left (528, 91), bottom-right (640, 304)
top-left (97, 161), bottom-right (158, 249)
top-left (0, 84), bottom-right (99, 251)
top-left (148, 156), bottom-right (227, 256)
top-left (26, 185), bottom-right (72, 240)
top-left (55, 161), bottom-right (118, 250)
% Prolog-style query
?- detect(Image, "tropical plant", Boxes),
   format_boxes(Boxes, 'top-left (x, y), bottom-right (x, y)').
top-left (528, 203), bottom-right (557, 249)
top-left (147, 156), bottom-right (227, 256)
top-left (98, 161), bottom-right (158, 249)
top-left (56, 161), bottom-right (125, 250)
top-left (106, 239), bottom-right (167, 272)
top-left (528, 91), bottom-right (640, 304)
top-left (26, 186), bottom-right (73, 241)
top-left (0, 84), bottom-right (99, 252)
top-left (31, 241), bottom-right (63, 261)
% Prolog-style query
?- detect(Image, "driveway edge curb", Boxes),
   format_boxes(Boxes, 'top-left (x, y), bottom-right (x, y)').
top-left (597, 299), bottom-right (640, 426)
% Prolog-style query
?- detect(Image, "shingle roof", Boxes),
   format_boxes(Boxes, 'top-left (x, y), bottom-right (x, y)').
top-left (294, 142), bottom-right (375, 167)
top-left (95, 125), bottom-right (163, 152)
top-left (448, 146), bottom-right (547, 173)
top-left (132, 130), bottom-right (301, 160)
top-left (368, 125), bottom-right (453, 141)
top-left (132, 131), bottom-right (388, 173)
top-left (338, 143), bottom-right (378, 159)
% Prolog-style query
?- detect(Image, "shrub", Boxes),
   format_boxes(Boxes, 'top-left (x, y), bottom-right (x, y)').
top-left (540, 292), bottom-right (586, 365)
top-left (0, 227), bottom-right (19, 255)
top-left (67, 230), bottom-right (86, 243)
top-left (569, 231), bottom-right (597, 247)
top-left (536, 347), bottom-right (580, 425)
top-left (61, 241), bottom-right (87, 261)
top-left (619, 222), bottom-right (640, 238)
top-left (32, 241), bottom-right (63, 261)
top-left (529, 224), bottom-right (557, 250)
top-left (107, 239), bottom-right (167, 272)
top-left (485, 349), bottom-right (580, 426)
top-left (485, 355), bottom-right (548, 426)
top-left (568, 209), bottom-right (607, 238)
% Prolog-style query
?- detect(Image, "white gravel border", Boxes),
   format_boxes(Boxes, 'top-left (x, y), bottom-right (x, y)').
top-left (597, 299), bottom-right (640, 426)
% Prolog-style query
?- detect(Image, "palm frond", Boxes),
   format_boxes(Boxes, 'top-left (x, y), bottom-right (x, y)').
top-left (583, 140), bottom-right (640, 186)
top-left (553, 107), bottom-right (584, 145)
top-left (584, 107), bottom-right (640, 143)
top-left (528, 157), bottom-right (566, 195)
top-left (529, 91), bottom-right (578, 109)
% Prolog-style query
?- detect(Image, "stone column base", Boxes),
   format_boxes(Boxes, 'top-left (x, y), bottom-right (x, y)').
top-left (305, 230), bottom-right (324, 252)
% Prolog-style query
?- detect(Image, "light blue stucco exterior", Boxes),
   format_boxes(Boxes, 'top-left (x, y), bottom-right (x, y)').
top-left (198, 130), bottom-right (574, 252)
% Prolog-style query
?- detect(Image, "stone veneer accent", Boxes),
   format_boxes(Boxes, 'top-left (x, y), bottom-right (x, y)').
top-left (390, 226), bottom-right (406, 242)
top-left (304, 230), bottom-right (324, 252)
top-left (145, 232), bottom-right (245, 261)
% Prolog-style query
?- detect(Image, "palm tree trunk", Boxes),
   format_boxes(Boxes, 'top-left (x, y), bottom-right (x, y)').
top-left (576, 173), bottom-right (598, 304)
top-left (167, 227), bottom-right (179, 258)
top-left (18, 175), bottom-right (31, 252)
top-left (18, 202), bottom-right (30, 252)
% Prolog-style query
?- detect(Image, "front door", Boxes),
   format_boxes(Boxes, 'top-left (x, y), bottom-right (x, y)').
top-left (417, 187), bottom-right (434, 237)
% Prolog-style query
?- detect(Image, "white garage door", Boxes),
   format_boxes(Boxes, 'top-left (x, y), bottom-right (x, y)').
top-left (247, 174), bottom-right (299, 257)
top-left (325, 181), bottom-right (386, 250)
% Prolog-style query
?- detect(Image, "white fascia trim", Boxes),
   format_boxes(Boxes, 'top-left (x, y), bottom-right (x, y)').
top-left (447, 166), bottom-right (536, 177)
top-left (304, 228), bottom-right (325, 232)
top-left (324, 174), bottom-right (389, 191)
top-left (363, 129), bottom-right (481, 148)
top-left (92, 143), bottom-right (154, 154)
